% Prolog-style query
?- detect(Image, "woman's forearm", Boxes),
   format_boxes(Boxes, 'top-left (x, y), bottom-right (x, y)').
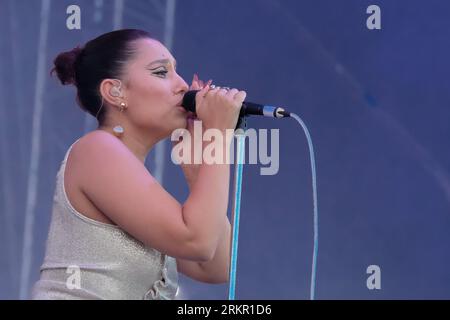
top-left (198, 215), bottom-right (231, 282)
top-left (181, 144), bottom-right (231, 259)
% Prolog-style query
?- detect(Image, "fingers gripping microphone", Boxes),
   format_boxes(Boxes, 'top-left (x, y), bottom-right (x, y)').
top-left (181, 90), bottom-right (291, 118)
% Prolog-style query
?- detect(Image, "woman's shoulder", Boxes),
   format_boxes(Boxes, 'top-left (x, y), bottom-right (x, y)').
top-left (71, 129), bottom-right (150, 186)
top-left (73, 130), bottom-right (127, 161)
top-left (63, 131), bottom-right (123, 226)
top-left (68, 130), bottom-right (134, 182)
top-left (77, 129), bottom-right (120, 148)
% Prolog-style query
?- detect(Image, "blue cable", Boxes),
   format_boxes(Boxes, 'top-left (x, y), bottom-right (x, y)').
top-left (228, 133), bottom-right (245, 300)
top-left (290, 112), bottom-right (319, 300)
top-left (227, 112), bottom-right (318, 300)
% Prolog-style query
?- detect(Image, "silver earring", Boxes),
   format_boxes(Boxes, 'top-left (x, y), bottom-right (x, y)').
top-left (113, 102), bottom-right (126, 137)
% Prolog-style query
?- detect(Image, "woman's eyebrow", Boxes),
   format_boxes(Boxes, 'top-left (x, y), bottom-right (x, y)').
top-left (146, 58), bottom-right (177, 69)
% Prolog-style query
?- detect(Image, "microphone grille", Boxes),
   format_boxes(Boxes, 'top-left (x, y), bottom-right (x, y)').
top-left (181, 90), bottom-right (199, 113)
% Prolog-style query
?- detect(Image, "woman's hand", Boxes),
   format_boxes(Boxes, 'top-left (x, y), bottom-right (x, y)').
top-left (195, 78), bottom-right (246, 132)
top-left (173, 73), bottom-right (246, 189)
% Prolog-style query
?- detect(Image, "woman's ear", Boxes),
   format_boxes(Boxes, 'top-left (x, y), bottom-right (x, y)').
top-left (99, 79), bottom-right (124, 106)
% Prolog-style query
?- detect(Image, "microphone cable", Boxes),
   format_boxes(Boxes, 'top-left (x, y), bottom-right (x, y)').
top-left (289, 112), bottom-right (319, 300)
top-left (227, 109), bottom-right (319, 300)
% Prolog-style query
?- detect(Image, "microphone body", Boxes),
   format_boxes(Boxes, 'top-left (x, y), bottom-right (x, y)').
top-left (181, 90), bottom-right (290, 118)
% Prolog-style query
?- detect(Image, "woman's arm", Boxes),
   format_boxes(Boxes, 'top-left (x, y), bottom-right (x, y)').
top-left (181, 158), bottom-right (230, 260)
top-left (177, 215), bottom-right (230, 283)
top-left (176, 133), bottom-right (232, 283)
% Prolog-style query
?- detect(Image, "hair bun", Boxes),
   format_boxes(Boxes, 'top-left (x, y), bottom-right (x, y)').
top-left (51, 46), bottom-right (83, 85)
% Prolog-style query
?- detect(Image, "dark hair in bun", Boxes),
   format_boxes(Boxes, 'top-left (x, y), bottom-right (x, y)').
top-left (51, 29), bottom-right (153, 123)
top-left (52, 46), bottom-right (82, 85)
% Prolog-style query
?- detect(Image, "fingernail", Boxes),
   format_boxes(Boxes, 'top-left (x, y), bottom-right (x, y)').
top-left (193, 73), bottom-right (198, 81)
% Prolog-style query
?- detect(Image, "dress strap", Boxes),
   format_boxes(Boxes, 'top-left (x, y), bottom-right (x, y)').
top-left (62, 139), bottom-right (81, 164)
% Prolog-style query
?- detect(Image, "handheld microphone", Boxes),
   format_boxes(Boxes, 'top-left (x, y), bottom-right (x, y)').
top-left (181, 90), bottom-right (291, 118)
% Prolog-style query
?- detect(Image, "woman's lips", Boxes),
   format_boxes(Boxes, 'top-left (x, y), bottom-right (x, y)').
top-left (176, 105), bottom-right (187, 112)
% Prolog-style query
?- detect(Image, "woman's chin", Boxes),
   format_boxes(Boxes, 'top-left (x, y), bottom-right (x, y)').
top-left (169, 116), bottom-right (188, 133)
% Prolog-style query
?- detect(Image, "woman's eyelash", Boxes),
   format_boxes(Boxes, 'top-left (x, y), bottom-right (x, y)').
top-left (153, 70), bottom-right (168, 76)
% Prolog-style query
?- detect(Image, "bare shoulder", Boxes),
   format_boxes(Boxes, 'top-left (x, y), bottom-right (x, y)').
top-left (72, 130), bottom-right (148, 176)
top-left (72, 129), bottom-right (157, 198)
top-left (63, 131), bottom-right (144, 225)
top-left (75, 130), bottom-right (133, 161)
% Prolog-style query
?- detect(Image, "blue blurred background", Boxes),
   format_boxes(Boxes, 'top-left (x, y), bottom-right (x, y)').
top-left (0, 0), bottom-right (449, 299)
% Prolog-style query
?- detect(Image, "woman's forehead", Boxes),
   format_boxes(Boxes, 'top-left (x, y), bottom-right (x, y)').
top-left (134, 39), bottom-right (175, 65)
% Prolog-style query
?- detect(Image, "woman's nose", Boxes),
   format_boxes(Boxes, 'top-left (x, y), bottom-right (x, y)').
top-left (179, 80), bottom-right (189, 94)
top-left (175, 73), bottom-right (189, 93)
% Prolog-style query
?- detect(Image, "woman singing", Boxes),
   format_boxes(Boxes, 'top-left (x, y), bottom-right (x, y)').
top-left (31, 29), bottom-right (246, 299)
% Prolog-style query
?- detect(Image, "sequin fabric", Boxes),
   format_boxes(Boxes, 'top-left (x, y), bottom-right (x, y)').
top-left (31, 140), bottom-right (178, 300)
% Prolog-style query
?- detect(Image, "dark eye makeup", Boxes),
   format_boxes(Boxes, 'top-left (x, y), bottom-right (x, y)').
top-left (147, 65), bottom-right (169, 77)
top-left (154, 70), bottom-right (168, 76)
